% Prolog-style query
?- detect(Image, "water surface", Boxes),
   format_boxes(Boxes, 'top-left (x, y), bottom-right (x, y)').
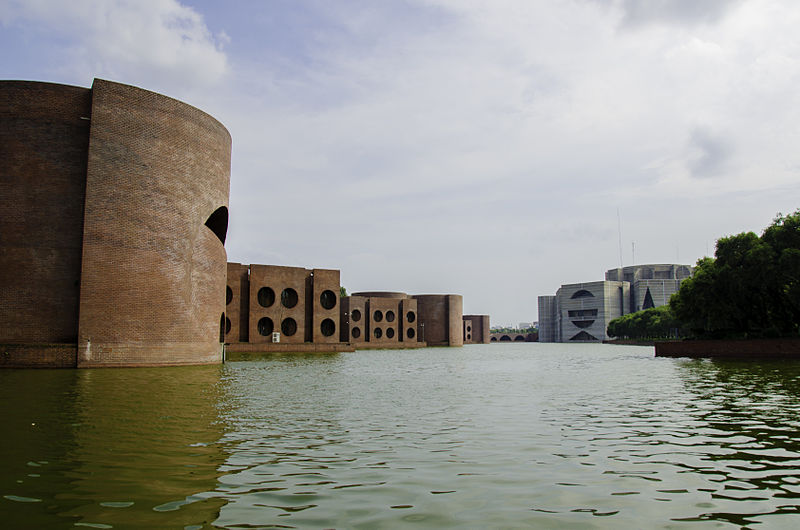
top-left (3, 344), bottom-right (800, 528)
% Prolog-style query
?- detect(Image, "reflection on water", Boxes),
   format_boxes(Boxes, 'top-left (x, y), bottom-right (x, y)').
top-left (0, 366), bottom-right (227, 528)
top-left (3, 346), bottom-right (800, 528)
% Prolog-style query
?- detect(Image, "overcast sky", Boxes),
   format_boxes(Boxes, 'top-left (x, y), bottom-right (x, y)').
top-left (3, 0), bottom-right (799, 326)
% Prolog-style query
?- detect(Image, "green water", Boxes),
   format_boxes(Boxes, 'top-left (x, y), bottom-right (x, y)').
top-left (2, 344), bottom-right (800, 528)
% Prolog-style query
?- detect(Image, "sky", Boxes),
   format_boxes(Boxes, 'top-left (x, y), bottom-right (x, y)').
top-left (2, 0), bottom-right (799, 327)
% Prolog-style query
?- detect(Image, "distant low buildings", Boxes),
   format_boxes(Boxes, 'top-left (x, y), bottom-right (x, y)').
top-left (538, 264), bottom-right (693, 343)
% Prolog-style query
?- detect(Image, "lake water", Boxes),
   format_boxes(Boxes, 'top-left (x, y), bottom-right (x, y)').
top-left (2, 344), bottom-right (800, 528)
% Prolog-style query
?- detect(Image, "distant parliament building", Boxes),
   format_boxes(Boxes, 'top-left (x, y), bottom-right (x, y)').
top-left (538, 264), bottom-right (693, 343)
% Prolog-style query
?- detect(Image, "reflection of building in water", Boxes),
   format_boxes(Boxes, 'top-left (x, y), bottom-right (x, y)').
top-left (1, 79), bottom-right (230, 368)
top-left (0, 367), bottom-right (226, 527)
top-left (538, 264), bottom-right (693, 343)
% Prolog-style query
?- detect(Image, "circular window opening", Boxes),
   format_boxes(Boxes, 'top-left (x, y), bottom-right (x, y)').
top-left (373, 310), bottom-right (383, 322)
top-left (467, 333), bottom-right (471, 340)
top-left (352, 327), bottom-right (361, 339)
top-left (226, 286), bottom-right (233, 305)
top-left (257, 317), bottom-right (274, 336)
top-left (320, 290), bottom-right (337, 310)
top-left (406, 311), bottom-right (416, 323)
top-left (386, 310), bottom-right (396, 322)
top-left (225, 317), bottom-right (232, 334)
top-left (374, 328), bottom-right (383, 339)
top-left (407, 328), bottom-right (415, 339)
top-left (257, 287), bottom-right (275, 308)
top-left (386, 328), bottom-right (395, 339)
top-left (281, 317), bottom-right (297, 336)
top-left (351, 309), bottom-right (362, 322)
top-left (281, 288), bottom-right (298, 308)
top-left (321, 318), bottom-right (336, 337)
top-left (467, 326), bottom-right (472, 332)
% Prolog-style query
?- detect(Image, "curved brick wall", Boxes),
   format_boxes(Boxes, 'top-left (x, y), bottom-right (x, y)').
top-left (413, 294), bottom-right (464, 347)
top-left (0, 81), bottom-right (91, 349)
top-left (77, 79), bottom-right (231, 366)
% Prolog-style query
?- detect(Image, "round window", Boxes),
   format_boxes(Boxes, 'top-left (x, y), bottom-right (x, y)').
top-left (386, 310), bottom-right (395, 322)
top-left (374, 328), bottom-right (383, 339)
top-left (321, 318), bottom-right (336, 337)
top-left (386, 328), bottom-right (395, 339)
top-left (406, 311), bottom-right (416, 323)
top-left (352, 327), bottom-right (361, 339)
top-left (281, 317), bottom-right (297, 336)
top-left (225, 317), bottom-right (231, 334)
top-left (373, 310), bottom-right (383, 322)
top-left (226, 286), bottom-right (233, 305)
top-left (407, 328), bottom-right (415, 339)
top-left (257, 317), bottom-right (274, 336)
top-left (257, 287), bottom-right (275, 308)
top-left (320, 290), bottom-right (337, 310)
top-left (281, 288), bottom-right (298, 308)
top-left (351, 309), bottom-right (362, 322)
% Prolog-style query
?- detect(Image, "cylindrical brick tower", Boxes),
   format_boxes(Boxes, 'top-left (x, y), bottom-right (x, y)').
top-left (413, 294), bottom-right (464, 347)
top-left (77, 79), bottom-right (231, 367)
top-left (0, 82), bottom-right (92, 366)
top-left (0, 79), bottom-right (231, 368)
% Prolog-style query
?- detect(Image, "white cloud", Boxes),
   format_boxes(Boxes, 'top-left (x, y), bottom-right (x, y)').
top-left (1, 0), bottom-right (227, 91)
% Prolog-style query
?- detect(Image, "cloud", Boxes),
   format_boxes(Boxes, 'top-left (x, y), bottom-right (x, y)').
top-left (0, 0), bottom-right (227, 90)
top-left (687, 127), bottom-right (732, 178)
top-left (612, 0), bottom-right (744, 27)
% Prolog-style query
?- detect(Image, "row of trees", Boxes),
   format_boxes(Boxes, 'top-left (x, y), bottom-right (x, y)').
top-left (608, 209), bottom-right (799, 340)
top-left (606, 305), bottom-right (681, 340)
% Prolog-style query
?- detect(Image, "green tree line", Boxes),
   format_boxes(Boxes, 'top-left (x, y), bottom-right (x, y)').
top-left (608, 209), bottom-right (799, 340)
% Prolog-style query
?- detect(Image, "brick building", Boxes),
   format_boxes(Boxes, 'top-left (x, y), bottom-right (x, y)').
top-left (1, 79), bottom-right (231, 367)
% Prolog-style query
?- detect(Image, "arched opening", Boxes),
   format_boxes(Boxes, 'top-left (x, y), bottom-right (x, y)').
top-left (226, 286), bottom-right (233, 305)
top-left (219, 313), bottom-right (225, 342)
top-left (491, 336), bottom-right (498, 342)
top-left (500, 335), bottom-right (512, 341)
top-left (514, 335), bottom-right (525, 341)
top-left (204, 206), bottom-right (228, 245)
top-left (571, 289), bottom-right (594, 299)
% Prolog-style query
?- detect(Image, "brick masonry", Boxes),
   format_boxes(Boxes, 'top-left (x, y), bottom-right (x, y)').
top-left (1, 79), bottom-right (231, 368)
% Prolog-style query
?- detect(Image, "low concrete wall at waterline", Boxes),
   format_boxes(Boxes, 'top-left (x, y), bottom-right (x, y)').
top-left (655, 338), bottom-right (800, 358)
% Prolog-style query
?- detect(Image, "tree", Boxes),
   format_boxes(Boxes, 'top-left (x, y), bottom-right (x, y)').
top-left (340, 286), bottom-right (348, 298)
top-left (607, 306), bottom-right (680, 340)
top-left (669, 209), bottom-right (800, 339)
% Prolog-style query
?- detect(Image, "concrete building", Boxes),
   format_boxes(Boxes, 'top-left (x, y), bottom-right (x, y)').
top-left (340, 292), bottom-right (419, 347)
top-left (1, 79), bottom-right (230, 367)
top-left (225, 264), bottom-right (341, 346)
top-left (463, 315), bottom-right (491, 344)
top-left (538, 264), bottom-right (692, 343)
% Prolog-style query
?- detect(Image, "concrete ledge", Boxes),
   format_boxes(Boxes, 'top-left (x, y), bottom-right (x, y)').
top-left (226, 342), bottom-right (356, 354)
top-left (655, 338), bottom-right (800, 358)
